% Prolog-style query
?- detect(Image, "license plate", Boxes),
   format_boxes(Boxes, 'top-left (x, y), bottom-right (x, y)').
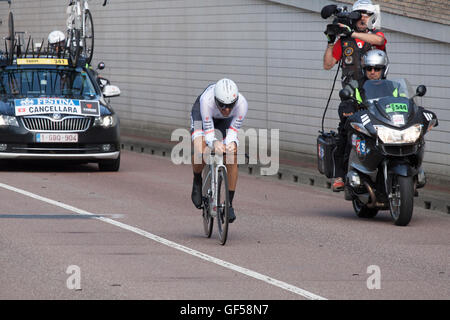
top-left (36, 133), bottom-right (78, 143)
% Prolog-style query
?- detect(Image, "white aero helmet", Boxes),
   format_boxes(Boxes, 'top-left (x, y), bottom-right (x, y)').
top-left (362, 49), bottom-right (389, 79)
top-left (48, 30), bottom-right (66, 45)
top-left (214, 78), bottom-right (239, 109)
top-left (353, 0), bottom-right (381, 29)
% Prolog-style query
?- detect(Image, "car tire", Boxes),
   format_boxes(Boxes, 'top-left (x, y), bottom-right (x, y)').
top-left (98, 154), bottom-right (120, 172)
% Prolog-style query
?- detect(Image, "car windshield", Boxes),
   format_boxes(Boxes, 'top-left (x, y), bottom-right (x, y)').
top-left (0, 68), bottom-right (97, 99)
top-left (363, 79), bottom-right (413, 101)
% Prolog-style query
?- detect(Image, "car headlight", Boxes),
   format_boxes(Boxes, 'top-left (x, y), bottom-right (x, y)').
top-left (374, 124), bottom-right (422, 144)
top-left (94, 115), bottom-right (115, 128)
top-left (0, 115), bottom-right (19, 127)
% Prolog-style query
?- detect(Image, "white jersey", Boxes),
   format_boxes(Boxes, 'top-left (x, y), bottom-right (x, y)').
top-left (198, 84), bottom-right (248, 148)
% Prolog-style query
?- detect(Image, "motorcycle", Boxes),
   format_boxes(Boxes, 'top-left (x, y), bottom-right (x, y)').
top-left (339, 79), bottom-right (438, 226)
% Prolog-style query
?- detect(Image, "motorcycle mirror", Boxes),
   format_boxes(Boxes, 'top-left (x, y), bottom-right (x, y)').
top-left (97, 62), bottom-right (105, 70)
top-left (416, 85), bottom-right (426, 97)
top-left (339, 88), bottom-right (353, 101)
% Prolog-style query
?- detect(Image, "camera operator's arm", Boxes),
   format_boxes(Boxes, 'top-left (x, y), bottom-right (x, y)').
top-left (351, 31), bottom-right (385, 46)
top-left (338, 23), bottom-right (385, 47)
top-left (323, 43), bottom-right (338, 70)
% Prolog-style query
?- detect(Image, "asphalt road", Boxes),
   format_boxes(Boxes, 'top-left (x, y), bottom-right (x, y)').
top-left (0, 150), bottom-right (448, 300)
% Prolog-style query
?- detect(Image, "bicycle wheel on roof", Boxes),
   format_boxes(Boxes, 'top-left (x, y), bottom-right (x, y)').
top-left (83, 9), bottom-right (94, 64)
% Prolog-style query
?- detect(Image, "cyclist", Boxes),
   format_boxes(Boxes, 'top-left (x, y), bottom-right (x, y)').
top-left (48, 30), bottom-right (66, 56)
top-left (190, 78), bottom-right (248, 223)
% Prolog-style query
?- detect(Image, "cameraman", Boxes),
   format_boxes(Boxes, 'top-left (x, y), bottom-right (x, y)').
top-left (322, 0), bottom-right (387, 192)
top-left (323, 0), bottom-right (387, 88)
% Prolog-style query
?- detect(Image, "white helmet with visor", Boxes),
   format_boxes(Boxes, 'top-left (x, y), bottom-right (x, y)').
top-left (353, 0), bottom-right (381, 29)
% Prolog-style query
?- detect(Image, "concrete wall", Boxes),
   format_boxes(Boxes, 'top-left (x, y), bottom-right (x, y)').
top-left (1, 0), bottom-right (449, 178)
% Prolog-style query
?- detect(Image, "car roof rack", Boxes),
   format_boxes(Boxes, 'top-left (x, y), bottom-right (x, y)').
top-left (2, 34), bottom-right (89, 69)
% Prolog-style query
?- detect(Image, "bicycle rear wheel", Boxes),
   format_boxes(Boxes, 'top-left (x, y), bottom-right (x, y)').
top-left (216, 167), bottom-right (229, 245)
top-left (202, 166), bottom-right (213, 238)
top-left (83, 9), bottom-right (94, 64)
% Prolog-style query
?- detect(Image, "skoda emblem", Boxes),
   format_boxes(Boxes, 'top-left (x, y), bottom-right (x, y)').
top-left (53, 113), bottom-right (62, 120)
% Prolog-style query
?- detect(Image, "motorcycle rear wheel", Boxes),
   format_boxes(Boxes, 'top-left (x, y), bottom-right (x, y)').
top-left (389, 175), bottom-right (414, 226)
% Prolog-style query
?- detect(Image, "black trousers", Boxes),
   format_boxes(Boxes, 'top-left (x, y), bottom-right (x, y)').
top-left (335, 100), bottom-right (357, 179)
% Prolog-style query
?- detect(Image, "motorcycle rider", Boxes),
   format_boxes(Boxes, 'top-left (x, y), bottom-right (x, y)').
top-left (334, 49), bottom-right (389, 192)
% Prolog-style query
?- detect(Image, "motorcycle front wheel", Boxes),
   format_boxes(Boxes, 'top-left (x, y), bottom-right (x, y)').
top-left (389, 175), bottom-right (414, 226)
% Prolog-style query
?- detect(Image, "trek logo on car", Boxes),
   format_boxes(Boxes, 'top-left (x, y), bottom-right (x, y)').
top-left (81, 101), bottom-right (100, 115)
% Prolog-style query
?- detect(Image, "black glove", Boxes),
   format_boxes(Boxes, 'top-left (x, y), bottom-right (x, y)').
top-left (324, 31), bottom-right (336, 44)
top-left (340, 25), bottom-right (354, 37)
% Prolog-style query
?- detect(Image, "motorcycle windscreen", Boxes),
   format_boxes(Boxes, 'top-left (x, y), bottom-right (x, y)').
top-left (363, 79), bottom-right (412, 101)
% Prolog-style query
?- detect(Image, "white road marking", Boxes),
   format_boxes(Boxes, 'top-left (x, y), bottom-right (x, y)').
top-left (0, 182), bottom-right (327, 300)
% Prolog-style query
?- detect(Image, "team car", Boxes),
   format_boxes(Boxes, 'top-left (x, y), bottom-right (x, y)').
top-left (0, 56), bottom-right (121, 171)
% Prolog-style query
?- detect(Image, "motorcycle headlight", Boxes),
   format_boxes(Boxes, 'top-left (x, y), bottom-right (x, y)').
top-left (0, 115), bottom-right (19, 127)
top-left (94, 115), bottom-right (115, 128)
top-left (374, 124), bottom-right (422, 144)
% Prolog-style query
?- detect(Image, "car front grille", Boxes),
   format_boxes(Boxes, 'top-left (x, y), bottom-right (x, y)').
top-left (22, 116), bottom-right (91, 132)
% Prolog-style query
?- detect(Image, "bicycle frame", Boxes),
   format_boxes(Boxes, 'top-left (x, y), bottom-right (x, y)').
top-left (67, 0), bottom-right (88, 37)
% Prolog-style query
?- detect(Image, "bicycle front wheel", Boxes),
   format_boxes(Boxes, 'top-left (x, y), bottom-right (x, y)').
top-left (202, 166), bottom-right (213, 238)
top-left (216, 167), bottom-right (230, 245)
top-left (83, 9), bottom-right (94, 64)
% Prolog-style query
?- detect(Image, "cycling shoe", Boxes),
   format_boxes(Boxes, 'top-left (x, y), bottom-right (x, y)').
top-left (228, 207), bottom-right (236, 223)
top-left (191, 178), bottom-right (202, 209)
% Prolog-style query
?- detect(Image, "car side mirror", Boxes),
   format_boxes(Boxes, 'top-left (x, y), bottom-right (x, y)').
top-left (339, 88), bottom-right (353, 101)
top-left (416, 85), bottom-right (426, 97)
top-left (97, 62), bottom-right (105, 70)
top-left (103, 85), bottom-right (120, 98)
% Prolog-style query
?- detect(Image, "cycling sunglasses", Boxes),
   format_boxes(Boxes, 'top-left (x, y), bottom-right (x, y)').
top-left (215, 97), bottom-right (238, 110)
top-left (365, 66), bottom-right (382, 72)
